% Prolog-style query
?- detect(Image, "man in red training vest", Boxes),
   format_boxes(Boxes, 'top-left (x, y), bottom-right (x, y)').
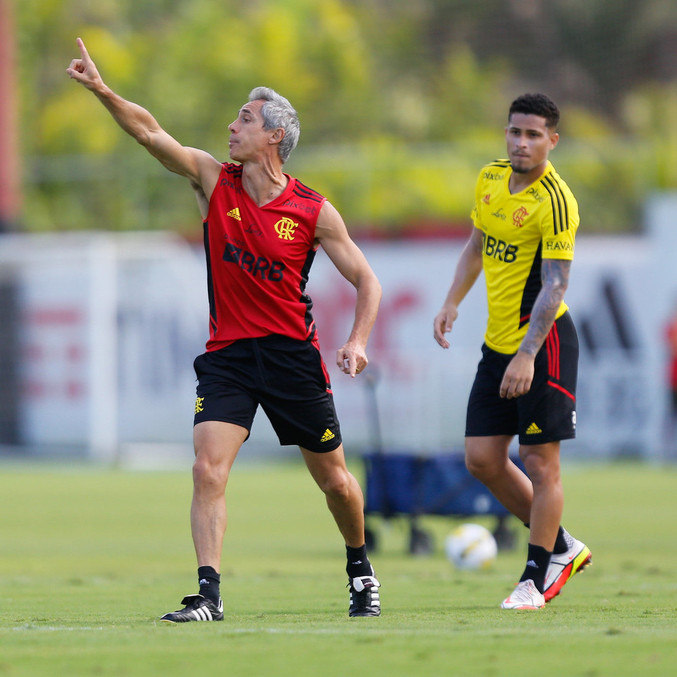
top-left (68, 38), bottom-right (382, 621)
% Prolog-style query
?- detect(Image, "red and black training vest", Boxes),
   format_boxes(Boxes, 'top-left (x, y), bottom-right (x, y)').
top-left (202, 163), bottom-right (326, 352)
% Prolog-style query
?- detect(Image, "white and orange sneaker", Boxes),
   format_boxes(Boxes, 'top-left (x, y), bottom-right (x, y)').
top-left (501, 579), bottom-right (545, 610)
top-left (543, 536), bottom-right (592, 603)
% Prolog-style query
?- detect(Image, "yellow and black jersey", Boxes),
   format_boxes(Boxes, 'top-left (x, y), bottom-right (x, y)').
top-left (471, 159), bottom-right (579, 354)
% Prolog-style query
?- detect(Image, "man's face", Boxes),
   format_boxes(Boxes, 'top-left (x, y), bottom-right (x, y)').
top-left (227, 99), bottom-right (271, 162)
top-left (505, 113), bottom-right (559, 174)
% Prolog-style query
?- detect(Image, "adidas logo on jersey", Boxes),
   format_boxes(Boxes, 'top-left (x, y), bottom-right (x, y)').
top-left (226, 207), bottom-right (241, 221)
top-left (321, 429), bottom-right (335, 443)
top-left (526, 422), bottom-right (542, 435)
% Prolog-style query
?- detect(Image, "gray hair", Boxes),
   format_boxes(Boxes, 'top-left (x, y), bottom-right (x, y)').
top-left (248, 86), bottom-right (300, 163)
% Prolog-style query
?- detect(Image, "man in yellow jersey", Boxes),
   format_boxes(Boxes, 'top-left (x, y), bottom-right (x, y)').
top-left (433, 94), bottom-right (591, 609)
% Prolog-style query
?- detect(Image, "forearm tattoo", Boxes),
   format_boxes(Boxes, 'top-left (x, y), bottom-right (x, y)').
top-left (520, 259), bottom-right (571, 356)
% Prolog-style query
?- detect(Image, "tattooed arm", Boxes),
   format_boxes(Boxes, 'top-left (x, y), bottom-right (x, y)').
top-left (499, 259), bottom-right (571, 399)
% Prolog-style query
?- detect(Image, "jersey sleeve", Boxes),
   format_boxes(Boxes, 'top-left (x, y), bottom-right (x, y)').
top-left (470, 170), bottom-right (485, 229)
top-left (539, 177), bottom-right (579, 260)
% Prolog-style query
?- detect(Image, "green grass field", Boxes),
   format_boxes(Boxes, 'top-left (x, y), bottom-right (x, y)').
top-left (1, 459), bottom-right (675, 676)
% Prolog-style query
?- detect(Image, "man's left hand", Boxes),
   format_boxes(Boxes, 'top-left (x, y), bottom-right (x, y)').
top-left (499, 350), bottom-right (535, 399)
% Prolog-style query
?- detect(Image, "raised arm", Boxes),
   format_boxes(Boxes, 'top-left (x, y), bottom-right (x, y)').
top-left (66, 38), bottom-right (221, 199)
top-left (315, 202), bottom-right (382, 378)
top-left (433, 226), bottom-right (484, 349)
top-left (499, 258), bottom-right (571, 398)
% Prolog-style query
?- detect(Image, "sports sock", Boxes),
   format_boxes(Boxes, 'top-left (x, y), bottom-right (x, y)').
top-left (197, 566), bottom-right (221, 604)
top-left (553, 526), bottom-right (571, 555)
top-left (524, 523), bottom-right (570, 556)
top-left (519, 543), bottom-right (551, 593)
top-left (346, 544), bottom-right (372, 579)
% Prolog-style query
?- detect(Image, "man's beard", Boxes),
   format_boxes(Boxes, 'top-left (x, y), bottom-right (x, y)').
top-left (510, 162), bottom-right (529, 174)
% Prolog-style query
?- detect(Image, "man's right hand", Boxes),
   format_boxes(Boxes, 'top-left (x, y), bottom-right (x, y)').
top-left (66, 38), bottom-right (104, 92)
top-left (433, 305), bottom-right (458, 349)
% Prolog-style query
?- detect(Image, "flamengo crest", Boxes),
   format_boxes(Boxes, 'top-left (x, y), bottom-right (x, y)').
top-left (512, 206), bottom-right (529, 227)
top-left (274, 217), bottom-right (299, 240)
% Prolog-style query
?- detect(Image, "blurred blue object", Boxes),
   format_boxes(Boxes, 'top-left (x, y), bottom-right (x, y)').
top-left (363, 452), bottom-right (517, 517)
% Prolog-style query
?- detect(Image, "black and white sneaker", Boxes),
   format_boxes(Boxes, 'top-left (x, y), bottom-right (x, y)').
top-left (348, 575), bottom-right (381, 617)
top-left (160, 594), bottom-right (224, 623)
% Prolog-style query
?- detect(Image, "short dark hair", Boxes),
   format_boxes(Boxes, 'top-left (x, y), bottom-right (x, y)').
top-left (509, 93), bottom-right (560, 129)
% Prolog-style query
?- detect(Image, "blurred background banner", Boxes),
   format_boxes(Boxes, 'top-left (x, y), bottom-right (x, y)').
top-left (0, 203), bottom-right (673, 464)
top-left (0, 233), bottom-right (206, 462)
top-left (2, 0), bottom-right (676, 464)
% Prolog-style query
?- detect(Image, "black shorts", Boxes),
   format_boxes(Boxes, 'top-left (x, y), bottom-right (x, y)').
top-left (465, 312), bottom-right (578, 445)
top-left (193, 334), bottom-right (342, 453)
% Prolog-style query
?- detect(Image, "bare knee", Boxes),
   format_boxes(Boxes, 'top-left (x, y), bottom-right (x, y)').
top-left (191, 421), bottom-right (245, 497)
top-left (521, 448), bottom-right (560, 487)
top-left (465, 441), bottom-right (509, 482)
top-left (466, 453), bottom-right (493, 481)
top-left (192, 454), bottom-right (229, 495)
top-left (316, 468), bottom-right (353, 501)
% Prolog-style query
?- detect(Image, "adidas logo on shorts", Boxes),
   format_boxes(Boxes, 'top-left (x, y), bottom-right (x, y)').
top-left (320, 429), bottom-right (335, 443)
top-left (526, 422), bottom-right (542, 435)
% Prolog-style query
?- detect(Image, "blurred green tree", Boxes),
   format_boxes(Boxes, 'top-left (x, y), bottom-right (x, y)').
top-left (15, 0), bottom-right (677, 234)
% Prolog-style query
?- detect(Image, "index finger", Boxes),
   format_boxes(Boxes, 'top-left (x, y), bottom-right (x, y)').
top-left (76, 37), bottom-right (90, 61)
top-left (499, 374), bottom-right (510, 399)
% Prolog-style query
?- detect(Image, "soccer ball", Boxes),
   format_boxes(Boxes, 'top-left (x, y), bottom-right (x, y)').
top-left (444, 523), bottom-right (498, 570)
